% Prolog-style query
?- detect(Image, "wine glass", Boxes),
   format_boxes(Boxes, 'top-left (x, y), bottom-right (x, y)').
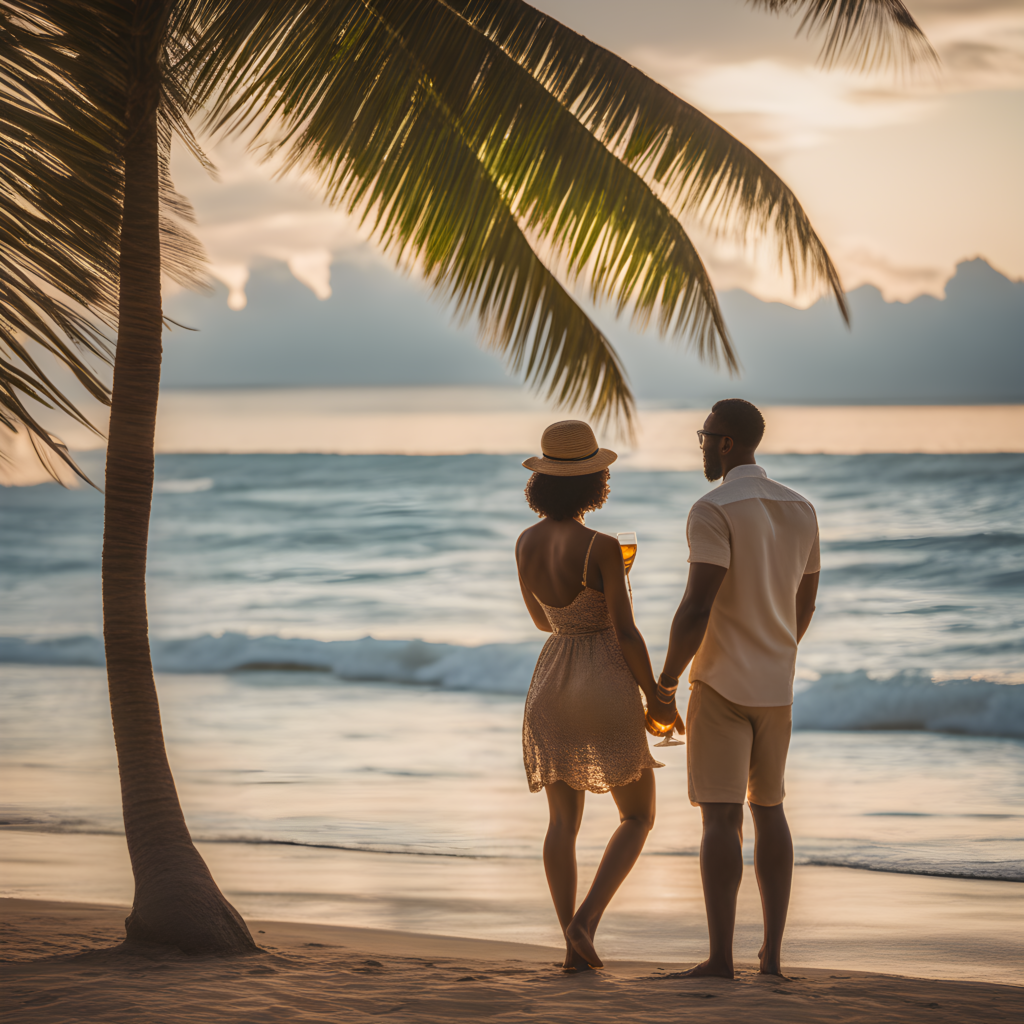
top-left (616, 531), bottom-right (637, 572)
top-left (653, 713), bottom-right (685, 747)
top-left (644, 709), bottom-right (684, 747)
top-left (616, 531), bottom-right (637, 605)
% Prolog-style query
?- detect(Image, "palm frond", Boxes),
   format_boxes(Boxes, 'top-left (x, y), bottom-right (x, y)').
top-left (157, 115), bottom-right (211, 292)
top-left (0, 1), bottom-right (123, 482)
top-left (189, 1), bottom-right (779, 426)
top-left (446, 0), bottom-right (849, 321)
top-left (396, 0), bottom-right (732, 362)
top-left (748, 1), bottom-right (937, 70)
top-left (1, 1), bottom-right (211, 482)
top-left (189, 2), bottom-right (658, 426)
top-left (200, 0), bottom-right (637, 424)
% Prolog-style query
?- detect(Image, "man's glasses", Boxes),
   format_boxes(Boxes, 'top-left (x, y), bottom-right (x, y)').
top-left (697, 430), bottom-right (730, 449)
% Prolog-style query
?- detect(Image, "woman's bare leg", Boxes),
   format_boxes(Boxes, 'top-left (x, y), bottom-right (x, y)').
top-left (565, 768), bottom-right (656, 968)
top-left (543, 781), bottom-right (586, 969)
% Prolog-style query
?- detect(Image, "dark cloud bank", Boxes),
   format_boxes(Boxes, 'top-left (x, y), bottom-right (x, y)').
top-left (163, 257), bottom-right (1022, 406)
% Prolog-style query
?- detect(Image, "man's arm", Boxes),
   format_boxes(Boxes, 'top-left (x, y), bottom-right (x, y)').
top-left (796, 571), bottom-right (819, 642)
top-left (654, 561), bottom-right (727, 720)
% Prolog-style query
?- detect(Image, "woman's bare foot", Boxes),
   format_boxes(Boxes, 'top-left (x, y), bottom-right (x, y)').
top-left (561, 946), bottom-right (593, 972)
top-left (565, 917), bottom-right (603, 969)
top-left (758, 943), bottom-right (784, 976)
top-left (669, 959), bottom-right (734, 980)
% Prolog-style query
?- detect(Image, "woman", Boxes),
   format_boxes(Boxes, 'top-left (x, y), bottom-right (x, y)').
top-left (516, 419), bottom-right (672, 971)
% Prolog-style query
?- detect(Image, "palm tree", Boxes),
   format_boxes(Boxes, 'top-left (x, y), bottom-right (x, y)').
top-left (2, 0), bottom-right (932, 953)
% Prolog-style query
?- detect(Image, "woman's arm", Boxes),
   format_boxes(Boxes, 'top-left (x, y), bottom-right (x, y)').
top-left (593, 534), bottom-right (657, 704)
top-left (518, 574), bottom-right (553, 632)
top-left (515, 534), bottom-right (553, 632)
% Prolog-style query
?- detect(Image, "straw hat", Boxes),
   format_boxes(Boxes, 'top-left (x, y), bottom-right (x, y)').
top-left (522, 420), bottom-right (617, 476)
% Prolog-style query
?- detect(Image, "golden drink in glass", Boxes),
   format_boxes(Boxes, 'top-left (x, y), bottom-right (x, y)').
top-left (645, 710), bottom-right (673, 737)
top-left (646, 709), bottom-right (684, 746)
top-left (616, 531), bottom-right (637, 606)
top-left (620, 542), bottom-right (637, 573)
top-left (617, 531), bottom-right (637, 573)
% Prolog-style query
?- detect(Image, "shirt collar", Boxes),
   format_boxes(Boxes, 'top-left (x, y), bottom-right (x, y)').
top-left (723, 464), bottom-right (766, 483)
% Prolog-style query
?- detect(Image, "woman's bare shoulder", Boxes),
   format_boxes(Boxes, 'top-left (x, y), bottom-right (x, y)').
top-left (590, 530), bottom-right (623, 557)
top-left (517, 522), bottom-right (544, 543)
top-left (516, 522), bottom-right (544, 555)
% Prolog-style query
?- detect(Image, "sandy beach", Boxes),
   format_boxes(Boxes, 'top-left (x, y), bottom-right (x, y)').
top-left (1, 897), bottom-right (1020, 1023)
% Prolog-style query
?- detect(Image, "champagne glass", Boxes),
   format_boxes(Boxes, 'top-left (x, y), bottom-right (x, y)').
top-left (653, 712), bottom-right (685, 747)
top-left (644, 707), bottom-right (684, 746)
top-left (616, 531), bottom-right (637, 605)
top-left (647, 663), bottom-right (684, 747)
top-left (617, 531), bottom-right (637, 573)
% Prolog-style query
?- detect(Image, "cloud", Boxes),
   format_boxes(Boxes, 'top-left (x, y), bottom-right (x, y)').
top-left (633, 52), bottom-right (932, 154)
top-left (939, 39), bottom-right (1024, 89)
top-left (825, 247), bottom-right (951, 301)
top-left (287, 249), bottom-right (333, 301)
top-left (169, 134), bottom-right (383, 308)
top-left (209, 263), bottom-right (249, 311)
top-left (920, 1), bottom-right (1024, 90)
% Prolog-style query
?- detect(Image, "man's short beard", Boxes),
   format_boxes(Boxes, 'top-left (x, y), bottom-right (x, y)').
top-left (702, 448), bottom-right (723, 482)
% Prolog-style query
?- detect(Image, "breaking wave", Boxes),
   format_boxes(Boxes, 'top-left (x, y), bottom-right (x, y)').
top-left (2, 633), bottom-right (1022, 739)
top-left (0, 632), bottom-right (543, 694)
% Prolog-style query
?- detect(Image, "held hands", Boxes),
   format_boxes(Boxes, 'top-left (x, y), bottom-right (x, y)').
top-left (644, 673), bottom-right (684, 738)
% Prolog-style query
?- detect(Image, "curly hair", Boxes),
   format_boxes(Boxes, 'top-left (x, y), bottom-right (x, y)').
top-left (525, 469), bottom-right (610, 521)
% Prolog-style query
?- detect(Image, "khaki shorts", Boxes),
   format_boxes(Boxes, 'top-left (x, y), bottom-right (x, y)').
top-left (685, 680), bottom-right (792, 807)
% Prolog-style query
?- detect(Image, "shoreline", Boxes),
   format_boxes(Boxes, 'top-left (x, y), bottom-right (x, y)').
top-left (7, 823), bottom-right (1024, 884)
top-left (2, 898), bottom-right (1021, 1024)
top-left (3, 831), bottom-right (1023, 987)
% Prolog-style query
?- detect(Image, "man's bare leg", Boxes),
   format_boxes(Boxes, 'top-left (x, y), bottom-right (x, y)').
top-left (543, 782), bottom-right (588, 969)
top-left (675, 802), bottom-right (744, 979)
top-left (749, 801), bottom-right (793, 976)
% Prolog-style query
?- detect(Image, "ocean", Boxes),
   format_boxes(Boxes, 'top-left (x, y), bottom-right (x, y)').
top-left (1, 396), bottom-right (1022, 976)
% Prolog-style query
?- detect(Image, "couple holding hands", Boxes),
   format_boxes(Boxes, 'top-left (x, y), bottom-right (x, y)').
top-left (515, 399), bottom-right (820, 976)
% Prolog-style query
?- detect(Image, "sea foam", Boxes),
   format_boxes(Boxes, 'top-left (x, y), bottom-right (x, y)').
top-left (1, 634), bottom-right (1021, 739)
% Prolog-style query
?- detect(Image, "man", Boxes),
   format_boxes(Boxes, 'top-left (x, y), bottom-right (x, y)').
top-left (656, 398), bottom-right (819, 979)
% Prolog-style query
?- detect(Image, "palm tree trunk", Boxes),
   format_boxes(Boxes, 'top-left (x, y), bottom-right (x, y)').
top-left (101, 1), bottom-right (255, 955)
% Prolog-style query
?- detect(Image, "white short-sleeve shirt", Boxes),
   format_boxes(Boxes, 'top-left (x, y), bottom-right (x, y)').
top-left (687, 464), bottom-right (820, 707)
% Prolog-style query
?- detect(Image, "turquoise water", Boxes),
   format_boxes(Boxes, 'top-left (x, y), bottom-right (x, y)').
top-left (1, 452), bottom-right (1021, 884)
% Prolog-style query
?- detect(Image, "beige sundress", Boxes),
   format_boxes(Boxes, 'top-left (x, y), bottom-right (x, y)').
top-left (522, 532), bottom-right (662, 793)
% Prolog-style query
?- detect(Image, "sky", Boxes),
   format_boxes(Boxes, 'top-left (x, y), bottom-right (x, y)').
top-left (168, 0), bottom-right (1024, 313)
top-left (11, 0), bottom-right (1020, 464)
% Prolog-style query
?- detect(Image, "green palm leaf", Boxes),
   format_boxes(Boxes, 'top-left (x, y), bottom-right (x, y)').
top-left (0, 1), bottom-right (123, 481)
top-left (447, 0), bottom-right (854, 323)
top-left (1, 1), bottom-right (211, 480)
top-left (191, 1), bottom-right (637, 424)
top-left (190, 0), bottom-right (752, 428)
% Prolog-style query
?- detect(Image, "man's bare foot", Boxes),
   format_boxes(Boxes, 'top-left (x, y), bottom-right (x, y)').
top-left (667, 959), bottom-right (734, 980)
top-left (565, 918), bottom-right (603, 969)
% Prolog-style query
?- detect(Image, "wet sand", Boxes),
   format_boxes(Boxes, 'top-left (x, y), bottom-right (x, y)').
top-left (2, 898), bottom-right (1021, 1024)
top-left (3, 830), bottom-right (1023, 987)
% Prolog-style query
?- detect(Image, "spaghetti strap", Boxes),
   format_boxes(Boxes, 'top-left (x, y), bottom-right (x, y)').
top-left (582, 531), bottom-right (597, 588)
